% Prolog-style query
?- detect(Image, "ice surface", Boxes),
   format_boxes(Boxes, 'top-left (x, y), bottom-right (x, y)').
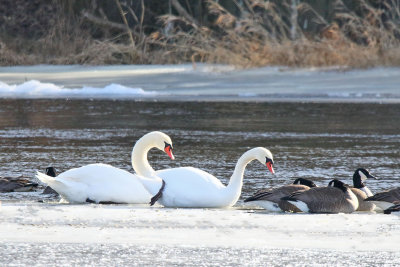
top-left (0, 64), bottom-right (400, 101)
top-left (1, 203), bottom-right (400, 265)
top-left (1, 243), bottom-right (400, 266)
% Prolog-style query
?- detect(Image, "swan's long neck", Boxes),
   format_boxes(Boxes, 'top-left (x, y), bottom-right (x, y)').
top-left (131, 137), bottom-right (156, 178)
top-left (224, 151), bottom-right (256, 206)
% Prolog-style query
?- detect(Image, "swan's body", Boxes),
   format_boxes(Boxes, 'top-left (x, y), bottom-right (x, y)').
top-left (36, 131), bottom-right (173, 204)
top-left (36, 164), bottom-right (154, 203)
top-left (244, 178), bottom-right (317, 212)
top-left (282, 179), bottom-right (359, 214)
top-left (156, 167), bottom-right (234, 208)
top-left (137, 147), bottom-right (275, 208)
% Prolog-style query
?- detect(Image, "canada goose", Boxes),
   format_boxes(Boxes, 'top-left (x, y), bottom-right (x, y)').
top-left (365, 187), bottom-right (400, 210)
top-left (383, 202), bottom-right (400, 214)
top-left (42, 167), bottom-right (59, 195)
top-left (281, 179), bottom-right (359, 213)
top-left (244, 178), bottom-right (317, 212)
top-left (0, 176), bottom-right (38, 192)
top-left (350, 168), bottom-right (376, 212)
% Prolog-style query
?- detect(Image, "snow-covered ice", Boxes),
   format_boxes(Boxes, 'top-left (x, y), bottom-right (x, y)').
top-left (0, 80), bottom-right (156, 98)
top-left (1, 64), bottom-right (400, 101)
top-left (1, 202), bottom-right (400, 265)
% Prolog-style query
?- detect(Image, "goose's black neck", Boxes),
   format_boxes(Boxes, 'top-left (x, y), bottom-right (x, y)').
top-left (293, 178), bottom-right (317, 188)
top-left (328, 179), bottom-right (348, 193)
top-left (353, 169), bottom-right (365, 189)
top-left (46, 167), bottom-right (57, 177)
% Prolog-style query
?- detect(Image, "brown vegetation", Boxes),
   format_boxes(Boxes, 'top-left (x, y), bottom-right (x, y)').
top-left (0, 0), bottom-right (400, 68)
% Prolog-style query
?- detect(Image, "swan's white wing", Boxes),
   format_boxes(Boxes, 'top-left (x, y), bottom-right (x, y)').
top-left (155, 167), bottom-right (227, 208)
top-left (42, 163), bottom-right (152, 203)
top-left (37, 171), bottom-right (88, 203)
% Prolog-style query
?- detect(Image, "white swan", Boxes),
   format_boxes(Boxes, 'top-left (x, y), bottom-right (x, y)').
top-left (135, 147), bottom-right (275, 208)
top-left (35, 131), bottom-right (174, 204)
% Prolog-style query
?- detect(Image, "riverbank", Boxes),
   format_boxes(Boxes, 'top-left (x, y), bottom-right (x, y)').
top-left (1, 1), bottom-right (400, 68)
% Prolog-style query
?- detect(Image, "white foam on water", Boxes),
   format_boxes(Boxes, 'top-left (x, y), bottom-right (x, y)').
top-left (0, 80), bottom-right (157, 98)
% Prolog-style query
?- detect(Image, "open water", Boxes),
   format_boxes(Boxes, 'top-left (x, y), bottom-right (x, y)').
top-left (0, 100), bottom-right (398, 202)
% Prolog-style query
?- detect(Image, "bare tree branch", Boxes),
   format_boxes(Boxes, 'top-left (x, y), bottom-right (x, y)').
top-left (140, 0), bottom-right (145, 38)
top-left (114, 0), bottom-right (136, 50)
top-left (82, 11), bottom-right (135, 33)
top-left (124, 4), bottom-right (139, 24)
top-left (171, 0), bottom-right (199, 27)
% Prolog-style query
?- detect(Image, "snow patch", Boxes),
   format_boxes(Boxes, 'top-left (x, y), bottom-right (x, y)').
top-left (0, 80), bottom-right (157, 98)
top-left (1, 203), bottom-right (400, 252)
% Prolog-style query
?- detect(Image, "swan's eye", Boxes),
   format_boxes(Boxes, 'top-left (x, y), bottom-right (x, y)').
top-left (265, 157), bottom-right (274, 165)
top-left (265, 157), bottom-right (275, 174)
top-left (164, 142), bottom-right (173, 151)
top-left (164, 142), bottom-right (175, 160)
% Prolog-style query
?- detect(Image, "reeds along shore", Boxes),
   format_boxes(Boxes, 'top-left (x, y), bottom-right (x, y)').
top-left (1, 0), bottom-right (400, 68)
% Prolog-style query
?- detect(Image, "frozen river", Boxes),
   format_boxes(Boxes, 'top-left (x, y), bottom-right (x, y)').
top-left (0, 65), bottom-right (400, 266)
top-left (0, 64), bottom-right (400, 101)
top-left (1, 203), bottom-right (400, 266)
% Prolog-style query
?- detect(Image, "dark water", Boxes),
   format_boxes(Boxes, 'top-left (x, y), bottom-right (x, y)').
top-left (0, 100), bottom-right (399, 202)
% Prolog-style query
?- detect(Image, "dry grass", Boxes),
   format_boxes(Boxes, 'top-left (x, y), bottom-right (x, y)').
top-left (145, 0), bottom-right (400, 68)
top-left (1, 0), bottom-right (400, 68)
top-left (0, 41), bottom-right (32, 65)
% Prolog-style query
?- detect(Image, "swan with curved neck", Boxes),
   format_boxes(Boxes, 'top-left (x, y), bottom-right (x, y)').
top-left (35, 131), bottom-right (174, 204)
top-left (131, 131), bottom-right (174, 178)
top-left (136, 147), bottom-right (274, 208)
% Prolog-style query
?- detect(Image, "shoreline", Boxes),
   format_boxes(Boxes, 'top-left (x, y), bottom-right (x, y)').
top-left (0, 64), bottom-right (399, 103)
top-left (2, 96), bottom-right (399, 104)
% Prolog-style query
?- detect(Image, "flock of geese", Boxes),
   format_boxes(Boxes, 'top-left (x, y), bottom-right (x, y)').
top-left (1, 131), bottom-right (399, 214)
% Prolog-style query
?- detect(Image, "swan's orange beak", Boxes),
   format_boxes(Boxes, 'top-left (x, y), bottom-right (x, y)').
top-left (266, 161), bottom-right (275, 174)
top-left (164, 145), bottom-right (175, 160)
